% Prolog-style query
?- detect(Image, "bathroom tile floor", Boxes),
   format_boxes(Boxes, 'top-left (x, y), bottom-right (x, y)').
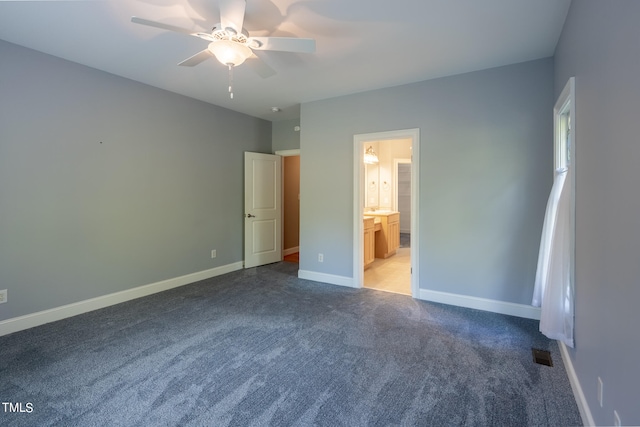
top-left (364, 248), bottom-right (411, 295)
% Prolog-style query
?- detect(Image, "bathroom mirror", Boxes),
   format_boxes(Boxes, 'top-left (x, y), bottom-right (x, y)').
top-left (364, 163), bottom-right (379, 209)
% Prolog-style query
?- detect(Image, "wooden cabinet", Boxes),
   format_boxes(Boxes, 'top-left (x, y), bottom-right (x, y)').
top-left (364, 217), bottom-right (376, 268)
top-left (373, 212), bottom-right (400, 259)
top-left (364, 212), bottom-right (400, 269)
top-left (387, 216), bottom-right (400, 254)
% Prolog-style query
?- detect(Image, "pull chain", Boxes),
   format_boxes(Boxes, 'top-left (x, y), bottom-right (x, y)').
top-left (227, 64), bottom-right (234, 99)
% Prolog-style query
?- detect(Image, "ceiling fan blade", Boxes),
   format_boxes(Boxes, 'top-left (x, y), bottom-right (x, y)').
top-left (219, 0), bottom-right (246, 32)
top-left (245, 55), bottom-right (277, 78)
top-left (131, 16), bottom-right (197, 37)
top-left (178, 50), bottom-right (213, 67)
top-left (249, 37), bottom-right (316, 54)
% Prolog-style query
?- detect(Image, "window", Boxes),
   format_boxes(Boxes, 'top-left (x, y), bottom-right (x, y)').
top-left (533, 77), bottom-right (575, 348)
top-left (556, 97), bottom-right (572, 170)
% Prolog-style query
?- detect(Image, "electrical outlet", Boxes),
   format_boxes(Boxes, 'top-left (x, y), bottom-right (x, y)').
top-left (211, 249), bottom-right (217, 259)
top-left (598, 377), bottom-right (604, 407)
top-left (614, 410), bottom-right (621, 427)
top-left (0, 289), bottom-right (7, 304)
top-left (318, 253), bottom-right (324, 262)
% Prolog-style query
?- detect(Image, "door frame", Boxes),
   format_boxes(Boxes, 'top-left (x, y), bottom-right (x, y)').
top-left (353, 128), bottom-right (420, 297)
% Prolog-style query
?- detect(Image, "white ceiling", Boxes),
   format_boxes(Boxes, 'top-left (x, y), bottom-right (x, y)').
top-left (0, 0), bottom-right (571, 121)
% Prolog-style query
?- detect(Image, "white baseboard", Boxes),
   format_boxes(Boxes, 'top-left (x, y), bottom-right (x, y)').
top-left (283, 246), bottom-right (300, 256)
top-left (0, 261), bottom-right (244, 337)
top-left (295, 272), bottom-right (540, 320)
top-left (418, 289), bottom-right (541, 320)
top-left (559, 342), bottom-right (594, 426)
top-left (298, 270), bottom-right (356, 288)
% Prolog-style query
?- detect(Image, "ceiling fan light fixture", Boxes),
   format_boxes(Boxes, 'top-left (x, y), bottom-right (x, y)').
top-left (208, 40), bottom-right (252, 67)
top-left (196, 32), bottom-right (217, 42)
top-left (248, 39), bottom-right (262, 49)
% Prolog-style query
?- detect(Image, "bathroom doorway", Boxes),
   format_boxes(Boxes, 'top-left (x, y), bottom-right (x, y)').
top-left (353, 129), bottom-right (420, 297)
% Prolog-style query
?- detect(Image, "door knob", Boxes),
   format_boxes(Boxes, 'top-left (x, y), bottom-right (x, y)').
top-left (246, 213), bottom-right (256, 218)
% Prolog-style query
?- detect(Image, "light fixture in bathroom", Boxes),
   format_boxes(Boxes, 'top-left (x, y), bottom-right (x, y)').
top-left (364, 146), bottom-right (379, 164)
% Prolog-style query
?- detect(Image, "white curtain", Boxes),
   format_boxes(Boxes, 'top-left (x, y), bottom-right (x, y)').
top-left (532, 168), bottom-right (574, 348)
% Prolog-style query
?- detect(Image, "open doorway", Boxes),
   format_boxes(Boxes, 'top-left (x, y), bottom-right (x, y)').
top-left (276, 149), bottom-right (300, 264)
top-left (353, 129), bottom-right (420, 297)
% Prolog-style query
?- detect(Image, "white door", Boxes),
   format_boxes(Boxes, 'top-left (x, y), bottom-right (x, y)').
top-left (244, 152), bottom-right (282, 268)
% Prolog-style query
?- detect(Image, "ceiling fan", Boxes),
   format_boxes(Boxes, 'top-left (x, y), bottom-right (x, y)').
top-left (131, 0), bottom-right (316, 98)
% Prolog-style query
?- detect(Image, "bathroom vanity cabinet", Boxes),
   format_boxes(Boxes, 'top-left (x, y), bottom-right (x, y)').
top-left (364, 217), bottom-right (376, 268)
top-left (374, 212), bottom-right (400, 258)
top-left (364, 211), bottom-right (400, 260)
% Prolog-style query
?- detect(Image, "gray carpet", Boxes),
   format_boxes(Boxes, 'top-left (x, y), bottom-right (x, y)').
top-left (0, 262), bottom-right (582, 426)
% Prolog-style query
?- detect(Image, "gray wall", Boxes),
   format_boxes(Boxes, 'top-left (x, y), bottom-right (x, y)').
top-left (554, 1), bottom-right (640, 425)
top-left (272, 119), bottom-right (300, 152)
top-left (0, 40), bottom-right (271, 321)
top-left (300, 58), bottom-right (554, 305)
